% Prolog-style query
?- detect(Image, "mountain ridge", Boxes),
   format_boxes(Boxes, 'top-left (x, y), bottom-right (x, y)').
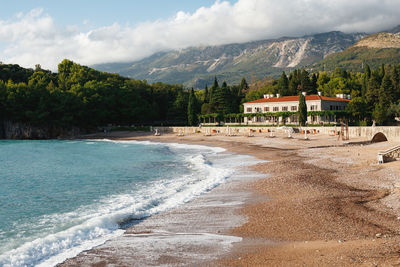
top-left (93, 31), bottom-right (366, 87)
top-left (313, 26), bottom-right (400, 72)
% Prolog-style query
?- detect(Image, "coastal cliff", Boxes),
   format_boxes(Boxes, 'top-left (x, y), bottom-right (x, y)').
top-left (0, 120), bottom-right (81, 139)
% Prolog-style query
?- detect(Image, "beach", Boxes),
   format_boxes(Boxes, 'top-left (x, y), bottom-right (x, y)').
top-left (61, 130), bottom-right (400, 266)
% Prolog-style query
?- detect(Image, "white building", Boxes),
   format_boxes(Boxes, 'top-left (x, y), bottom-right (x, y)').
top-left (242, 93), bottom-right (350, 125)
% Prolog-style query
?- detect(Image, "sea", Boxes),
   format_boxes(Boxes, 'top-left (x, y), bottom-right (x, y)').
top-left (0, 139), bottom-right (259, 266)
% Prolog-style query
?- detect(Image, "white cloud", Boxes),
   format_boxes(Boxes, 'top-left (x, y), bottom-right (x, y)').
top-left (1, 0), bottom-right (400, 71)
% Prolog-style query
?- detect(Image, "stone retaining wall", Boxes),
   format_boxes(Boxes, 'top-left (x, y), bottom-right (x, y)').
top-left (154, 126), bottom-right (400, 142)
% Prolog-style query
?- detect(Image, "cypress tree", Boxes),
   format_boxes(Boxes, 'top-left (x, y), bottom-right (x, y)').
top-left (212, 76), bottom-right (219, 89)
top-left (298, 93), bottom-right (307, 126)
top-left (362, 64), bottom-right (371, 97)
top-left (366, 72), bottom-right (382, 107)
top-left (365, 64), bottom-right (371, 80)
top-left (379, 64), bottom-right (385, 80)
top-left (187, 88), bottom-right (198, 126)
top-left (391, 65), bottom-right (400, 100)
top-left (238, 77), bottom-right (248, 97)
top-left (203, 85), bottom-right (209, 103)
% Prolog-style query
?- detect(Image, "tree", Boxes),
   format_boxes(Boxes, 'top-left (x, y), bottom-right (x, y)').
top-left (372, 102), bottom-right (388, 125)
top-left (288, 70), bottom-right (300, 95)
top-left (346, 97), bottom-right (368, 122)
top-left (187, 88), bottom-right (198, 126)
top-left (298, 93), bottom-right (307, 126)
top-left (299, 69), bottom-right (313, 93)
top-left (388, 102), bottom-right (400, 121)
top-left (380, 72), bottom-right (395, 104)
top-left (203, 85), bottom-right (209, 103)
top-left (310, 73), bottom-right (318, 94)
top-left (221, 81), bottom-right (233, 114)
top-left (277, 72), bottom-right (289, 96)
top-left (366, 72), bottom-right (381, 108)
top-left (361, 64), bottom-right (371, 96)
top-left (238, 77), bottom-right (248, 97)
top-left (209, 76), bottom-right (220, 113)
top-left (317, 72), bottom-right (330, 92)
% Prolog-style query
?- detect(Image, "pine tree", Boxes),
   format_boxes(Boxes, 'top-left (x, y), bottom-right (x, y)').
top-left (372, 102), bottom-right (387, 125)
top-left (277, 72), bottom-right (289, 96)
top-left (288, 71), bottom-right (300, 95)
top-left (300, 69), bottom-right (312, 93)
top-left (212, 83), bottom-right (225, 115)
top-left (221, 81), bottom-right (233, 114)
top-left (187, 88), bottom-right (198, 126)
top-left (380, 72), bottom-right (395, 104)
top-left (298, 93), bottom-right (307, 126)
top-left (310, 73), bottom-right (318, 94)
top-left (208, 76), bottom-right (219, 112)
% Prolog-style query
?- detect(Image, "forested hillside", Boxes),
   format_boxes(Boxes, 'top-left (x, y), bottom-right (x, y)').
top-left (0, 60), bottom-right (190, 133)
top-left (1, 59), bottom-right (400, 139)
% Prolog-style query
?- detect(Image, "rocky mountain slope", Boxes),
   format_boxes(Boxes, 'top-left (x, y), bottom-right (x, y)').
top-left (314, 27), bottom-right (400, 72)
top-left (354, 32), bottom-right (400, 49)
top-left (93, 31), bottom-right (365, 87)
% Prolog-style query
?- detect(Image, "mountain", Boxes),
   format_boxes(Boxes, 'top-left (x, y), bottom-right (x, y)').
top-left (313, 27), bottom-right (400, 72)
top-left (93, 31), bottom-right (365, 88)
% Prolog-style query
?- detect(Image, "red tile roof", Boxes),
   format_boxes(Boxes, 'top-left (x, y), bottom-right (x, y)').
top-left (244, 95), bottom-right (350, 104)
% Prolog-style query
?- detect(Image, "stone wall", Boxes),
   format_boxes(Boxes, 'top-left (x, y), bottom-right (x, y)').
top-left (155, 126), bottom-right (400, 142)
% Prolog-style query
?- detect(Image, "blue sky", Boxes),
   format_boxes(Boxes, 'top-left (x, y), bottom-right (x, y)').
top-left (0, 0), bottom-right (399, 70)
top-left (0, 1), bottom-right (236, 28)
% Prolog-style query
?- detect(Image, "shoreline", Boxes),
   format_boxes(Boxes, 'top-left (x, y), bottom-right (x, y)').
top-left (62, 131), bottom-right (400, 266)
top-left (59, 136), bottom-right (265, 266)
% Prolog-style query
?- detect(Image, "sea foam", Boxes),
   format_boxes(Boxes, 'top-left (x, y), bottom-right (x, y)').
top-left (0, 140), bottom-right (260, 267)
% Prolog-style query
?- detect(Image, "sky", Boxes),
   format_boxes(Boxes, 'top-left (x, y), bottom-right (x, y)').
top-left (1, 0), bottom-right (400, 71)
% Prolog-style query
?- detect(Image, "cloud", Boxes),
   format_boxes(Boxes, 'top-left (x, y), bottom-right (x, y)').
top-left (1, 0), bottom-right (400, 71)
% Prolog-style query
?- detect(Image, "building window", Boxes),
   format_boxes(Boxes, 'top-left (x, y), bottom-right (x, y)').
top-left (291, 106), bottom-right (297, 111)
top-left (282, 106), bottom-right (288, 111)
top-left (311, 115), bottom-right (318, 122)
top-left (264, 106), bottom-right (269, 112)
top-left (310, 105), bottom-right (318, 111)
top-left (246, 107), bottom-right (252, 112)
top-left (273, 107), bottom-right (279, 111)
top-left (330, 105), bottom-right (333, 110)
top-left (255, 107), bottom-right (262, 112)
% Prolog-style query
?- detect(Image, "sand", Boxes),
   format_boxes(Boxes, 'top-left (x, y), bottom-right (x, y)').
top-left (62, 130), bottom-right (400, 266)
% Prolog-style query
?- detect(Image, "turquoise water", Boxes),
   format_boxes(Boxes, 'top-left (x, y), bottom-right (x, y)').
top-left (0, 139), bottom-right (238, 266)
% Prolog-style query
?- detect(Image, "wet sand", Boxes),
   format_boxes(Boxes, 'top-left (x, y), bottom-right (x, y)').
top-left (62, 130), bottom-right (400, 266)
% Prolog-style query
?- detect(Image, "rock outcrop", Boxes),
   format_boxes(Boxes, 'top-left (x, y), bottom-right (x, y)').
top-left (0, 120), bottom-right (81, 139)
